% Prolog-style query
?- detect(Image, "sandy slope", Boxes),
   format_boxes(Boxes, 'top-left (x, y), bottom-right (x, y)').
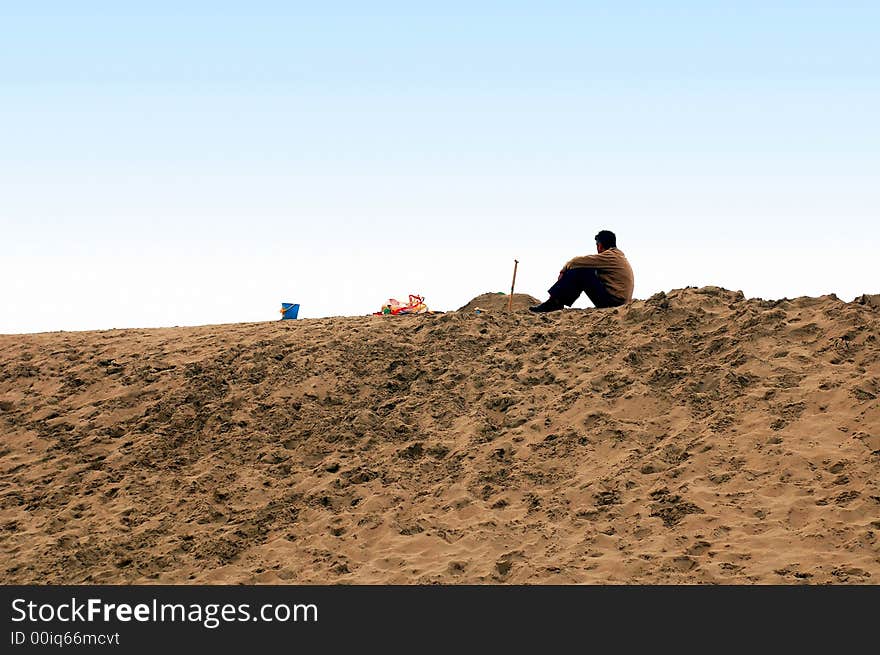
top-left (1, 287), bottom-right (878, 584)
top-left (458, 292), bottom-right (540, 312)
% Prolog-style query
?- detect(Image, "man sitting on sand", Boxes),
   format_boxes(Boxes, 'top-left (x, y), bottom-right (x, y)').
top-left (529, 230), bottom-right (634, 313)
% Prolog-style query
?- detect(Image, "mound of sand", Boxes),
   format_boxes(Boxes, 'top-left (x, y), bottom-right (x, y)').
top-left (855, 294), bottom-right (880, 309)
top-left (1, 287), bottom-right (878, 584)
top-left (458, 292), bottom-right (541, 313)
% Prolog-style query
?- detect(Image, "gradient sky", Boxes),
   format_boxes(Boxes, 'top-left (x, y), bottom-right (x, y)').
top-left (3, 2), bottom-right (878, 333)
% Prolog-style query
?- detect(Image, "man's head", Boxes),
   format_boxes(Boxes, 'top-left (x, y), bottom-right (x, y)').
top-left (595, 230), bottom-right (617, 253)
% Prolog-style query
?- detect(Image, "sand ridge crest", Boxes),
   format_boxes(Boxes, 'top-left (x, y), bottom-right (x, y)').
top-left (1, 286), bottom-right (878, 584)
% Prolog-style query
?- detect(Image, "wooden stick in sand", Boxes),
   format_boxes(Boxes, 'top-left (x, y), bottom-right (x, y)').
top-left (508, 259), bottom-right (519, 312)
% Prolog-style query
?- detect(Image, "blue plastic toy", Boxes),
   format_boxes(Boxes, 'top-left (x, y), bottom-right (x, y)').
top-left (280, 303), bottom-right (300, 320)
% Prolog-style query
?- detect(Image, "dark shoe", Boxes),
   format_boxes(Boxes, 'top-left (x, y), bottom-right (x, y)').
top-left (528, 297), bottom-right (564, 313)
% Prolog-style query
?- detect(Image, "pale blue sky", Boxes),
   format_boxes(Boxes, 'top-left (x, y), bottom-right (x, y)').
top-left (2, 2), bottom-right (878, 332)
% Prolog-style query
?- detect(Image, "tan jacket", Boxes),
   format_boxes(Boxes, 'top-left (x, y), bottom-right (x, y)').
top-left (564, 247), bottom-right (634, 302)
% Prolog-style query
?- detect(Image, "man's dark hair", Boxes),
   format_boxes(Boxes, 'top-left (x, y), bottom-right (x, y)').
top-left (595, 230), bottom-right (617, 249)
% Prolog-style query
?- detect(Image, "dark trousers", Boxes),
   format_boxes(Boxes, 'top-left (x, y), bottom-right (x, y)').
top-left (549, 268), bottom-right (625, 308)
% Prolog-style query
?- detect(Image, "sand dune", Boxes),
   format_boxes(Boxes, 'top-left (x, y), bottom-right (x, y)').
top-left (1, 287), bottom-right (878, 584)
top-left (458, 292), bottom-right (540, 312)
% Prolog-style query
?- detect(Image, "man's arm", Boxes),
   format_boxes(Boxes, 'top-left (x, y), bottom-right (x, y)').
top-left (563, 251), bottom-right (610, 271)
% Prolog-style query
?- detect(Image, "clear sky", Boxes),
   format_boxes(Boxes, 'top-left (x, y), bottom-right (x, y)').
top-left (3, 2), bottom-right (878, 333)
